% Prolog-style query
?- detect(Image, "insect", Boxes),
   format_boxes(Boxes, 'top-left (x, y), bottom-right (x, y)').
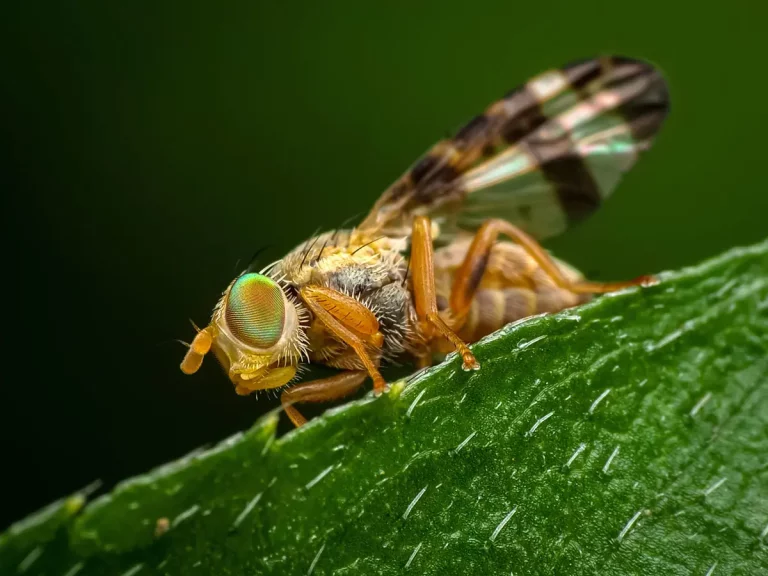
top-left (181, 55), bottom-right (669, 427)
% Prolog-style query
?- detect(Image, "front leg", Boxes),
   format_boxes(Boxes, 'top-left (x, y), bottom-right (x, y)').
top-left (300, 285), bottom-right (387, 393)
top-left (281, 371), bottom-right (367, 427)
top-left (410, 216), bottom-right (480, 371)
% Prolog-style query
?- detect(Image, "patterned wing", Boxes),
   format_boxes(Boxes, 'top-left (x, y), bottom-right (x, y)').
top-left (358, 56), bottom-right (669, 241)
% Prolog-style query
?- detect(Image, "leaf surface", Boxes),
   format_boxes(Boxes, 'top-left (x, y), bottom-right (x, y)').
top-left (3, 241), bottom-right (768, 575)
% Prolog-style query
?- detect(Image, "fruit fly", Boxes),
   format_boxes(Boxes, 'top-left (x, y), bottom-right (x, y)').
top-left (181, 56), bottom-right (669, 427)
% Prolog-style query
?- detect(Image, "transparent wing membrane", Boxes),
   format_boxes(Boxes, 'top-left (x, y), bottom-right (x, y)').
top-left (360, 56), bottom-right (669, 241)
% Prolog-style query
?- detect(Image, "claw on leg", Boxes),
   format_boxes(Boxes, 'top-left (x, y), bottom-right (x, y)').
top-left (427, 313), bottom-right (479, 371)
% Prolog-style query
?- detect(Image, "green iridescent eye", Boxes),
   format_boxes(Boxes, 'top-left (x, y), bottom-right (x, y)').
top-left (225, 274), bottom-right (285, 349)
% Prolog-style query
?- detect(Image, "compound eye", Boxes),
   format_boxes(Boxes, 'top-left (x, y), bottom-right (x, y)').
top-left (225, 273), bottom-right (285, 349)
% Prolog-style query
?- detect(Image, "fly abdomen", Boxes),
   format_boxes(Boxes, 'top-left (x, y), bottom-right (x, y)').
top-left (457, 286), bottom-right (587, 343)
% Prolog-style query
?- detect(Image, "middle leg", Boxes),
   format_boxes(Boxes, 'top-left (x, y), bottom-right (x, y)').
top-left (410, 216), bottom-right (480, 371)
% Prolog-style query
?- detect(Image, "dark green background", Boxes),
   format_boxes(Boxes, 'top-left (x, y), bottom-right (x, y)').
top-left (3, 1), bottom-right (766, 530)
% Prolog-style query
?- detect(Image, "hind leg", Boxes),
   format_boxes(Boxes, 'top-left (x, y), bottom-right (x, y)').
top-left (448, 218), bottom-right (655, 319)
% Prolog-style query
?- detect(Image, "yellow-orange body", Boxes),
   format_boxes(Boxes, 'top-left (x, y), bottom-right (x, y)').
top-left (270, 226), bottom-right (588, 370)
top-left (181, 56), bottom-right (668, 426)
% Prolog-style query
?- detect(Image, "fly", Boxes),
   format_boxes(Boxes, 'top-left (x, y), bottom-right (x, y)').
top-left (181, 56), bottom-right (669, 426)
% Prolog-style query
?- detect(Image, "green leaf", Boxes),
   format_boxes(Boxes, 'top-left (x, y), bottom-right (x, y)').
top-left (3, 241), bottom-right (768, 575)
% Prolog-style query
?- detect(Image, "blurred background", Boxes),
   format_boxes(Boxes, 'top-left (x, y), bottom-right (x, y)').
top-left (3, 1), bottom-right (766, 529)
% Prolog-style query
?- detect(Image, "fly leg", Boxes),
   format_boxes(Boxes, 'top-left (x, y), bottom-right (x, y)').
top-left (281, 371), bottom-right (367, 427)
top-left (300, 285), bottom-right (387, 394)
top-left (411, 216), bottom-right (480, 371)
top-left (449, 218), bottom-right (656, 318)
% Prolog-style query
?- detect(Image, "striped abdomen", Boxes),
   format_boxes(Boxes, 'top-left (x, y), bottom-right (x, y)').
top-left (432, 237), bottom-right (589, 347)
